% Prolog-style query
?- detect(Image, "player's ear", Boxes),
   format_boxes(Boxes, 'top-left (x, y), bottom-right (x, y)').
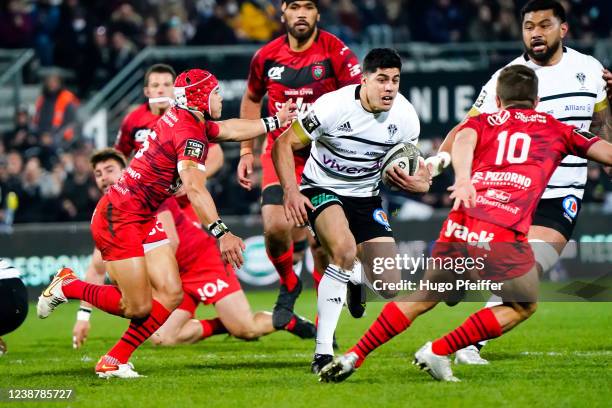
top-left (143, 86), bottom-right (150, 98)
top-left (280, 14), bottom-right (285, 23)
top-left (495, 95), bottom-right (502, 109)
top-left (560, 22), bottom-right (568, 39)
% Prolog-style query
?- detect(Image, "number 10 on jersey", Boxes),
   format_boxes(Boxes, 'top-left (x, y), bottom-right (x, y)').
top-left (495, 131), bottom-right (531, 165)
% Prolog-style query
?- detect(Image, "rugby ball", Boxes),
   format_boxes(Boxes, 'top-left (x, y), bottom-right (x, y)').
top-left (381, 143), bottom-right (421, 190)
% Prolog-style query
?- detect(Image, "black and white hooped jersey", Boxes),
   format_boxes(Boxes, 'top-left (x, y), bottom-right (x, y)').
top-left (0, 258), bottom-right (20, 280)
top-left (471, 47), bottom-right (608, 200)
top-left (294, 84), bottom-right (420, 197)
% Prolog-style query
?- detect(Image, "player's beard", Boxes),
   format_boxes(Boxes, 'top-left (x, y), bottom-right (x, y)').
top-left (286, 21), bottom-right (316, 42)
top-left (525, 37), bottom-right (561, 64)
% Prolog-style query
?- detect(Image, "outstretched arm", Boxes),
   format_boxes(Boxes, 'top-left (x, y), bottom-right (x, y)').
top-left (215, 99), bottom-right (296, 142)
top-left (449, 128), bottom-right (478, 210)
top-left (585, 140), bottom-right (612, 166)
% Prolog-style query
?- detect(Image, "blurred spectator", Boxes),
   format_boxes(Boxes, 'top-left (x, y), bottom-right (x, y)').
top-left (33, 72), bottom-right (80, 148)
top-left (191, 2), bottom-right (237, 45)
top-left (32, 0), bottom-right (61, 66)
top-left (59, 152), bottom-right (99, 221)
top-left (3, 107), bottom-right (36, 154)
top-left (584, 164), bottom-right (612, 204)
top-left (358, 0), bottom-right (392, 47)
top-left (468, 4), bottom-right (496, 41)
top-left (423, 0), bottom-right (465, 43)
top-left (110, 3), bottom-right (143, 42)
top-left (15, 157), bottom-right (59, 223)
top-left (109, 30), bottom-right (137, 75)
top-left (235, 0), bottom-right (279, 43)
top-left (0, 0), bottom-right (35, 49)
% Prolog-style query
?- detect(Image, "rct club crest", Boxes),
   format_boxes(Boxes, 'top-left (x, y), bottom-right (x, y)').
top-left (312, 64), bottom-right (325, 80)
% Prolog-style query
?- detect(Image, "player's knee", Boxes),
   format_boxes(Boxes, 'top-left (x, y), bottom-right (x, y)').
top-left (515, 302), bottom-right (537, 320)
top-left (231, 326), bottom-right (260, 340)
top-left (124, 302), bottom-right (152, 319)
top-left (329, 243), bottom-right (356, 270)
top-left (166, 287), bottom-right (184, 310)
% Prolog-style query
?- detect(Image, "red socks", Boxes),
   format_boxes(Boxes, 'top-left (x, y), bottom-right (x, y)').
top-left (349, 302), bottom-right (412, 367)
top-left (200, 318), bottom-right (228, 339)
top-left (62, 280), bottom-right (123, 316)
top-left (312, 268), bottom-right (323, 291)
top-left (431, 308), bottom-right (502, 356)
top-left (268, 248), bottom-right (298, 291)
top-left (107, 300), bottom-right (171, 364)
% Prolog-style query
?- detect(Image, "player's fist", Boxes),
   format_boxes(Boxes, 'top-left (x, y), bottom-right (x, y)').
top-left (72, 320), bottom-right (90, 349)
top-left (448, 178), bottom-right (477, 210)
top-left (277, 98), bottom-right (298, 127)
top-left (219, 232), bottom-right (246, 269)
top-left (603, 69), bottom-right (612, 101)
top-left (237, 153), bottom-right (255, 190)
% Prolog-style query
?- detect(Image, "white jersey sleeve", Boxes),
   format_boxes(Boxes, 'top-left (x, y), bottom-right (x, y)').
top-left (472, 71), bottom-right (500, 115)
top-left (295, 92), bottom-right (340, 141)
top-left (399, 96), bottom-right (420, 145)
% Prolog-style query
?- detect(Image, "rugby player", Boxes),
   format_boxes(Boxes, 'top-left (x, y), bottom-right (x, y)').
top-left (237, 0), bottom-right (365, 328)
top-left (273, 48), bottom-right (431, 373)
top-left (320, 65), bottom-right (612, 383)
top-left (439, 0), bottom-right (611, 364)
top-left (38, 68), bottom-right (297, 378)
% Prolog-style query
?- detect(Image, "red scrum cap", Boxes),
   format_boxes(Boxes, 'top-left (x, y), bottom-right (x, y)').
top-left (173, 69), bottom-right (219, 115)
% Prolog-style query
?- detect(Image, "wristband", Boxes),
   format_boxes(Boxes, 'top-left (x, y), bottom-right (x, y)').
top-left (425, 152), bottom-right (451, 177)
top-left (77, 307), bottom-right (92, 322)
top-left (261, 115), bottom-right (281, 133)
top-left (207, 219), bottom-right (230, 239)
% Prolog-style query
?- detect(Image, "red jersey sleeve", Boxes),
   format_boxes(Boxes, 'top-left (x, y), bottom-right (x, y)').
top-left (327, 37), bottom-right (361, 87)
top-left (246, 48), bottom-right (266, 99)
top-left (114, 114), bottom-right (135, 157)
top-left (205, 121), bottom-right (220, 139)
top-left (563, 125), bottom-right (601, 157)
top-left (457, 115), bottom-right (484, 134)
top-left (174, 122), bottom-right (208, 171)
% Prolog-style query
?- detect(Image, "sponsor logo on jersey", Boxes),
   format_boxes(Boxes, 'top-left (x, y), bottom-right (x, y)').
top-left (268, 66), bottom-right (285, 80)
top-left (301, 111), bottom-right (321, 133)
top-left (487, 110), bottom-right (510, 126)
top-left (322, 154), bottom-right (381, 174)
top-left (336, 121), bottom-right (353, 133)
top-left (329, 142), bottom-right (356, 155)
top-left (564, 104), bottom-right (590, 112)
top-left (373, 208), bottom-right (391, 231)
top-left (485, 188), bottom-right (511, 203)
top-left (349, 64), bottom-right (361, 78)
top-left (310, 192), bottom-right (341, 209)
top-left (562, 196), bottom-right (579, 219)
top-left (126, 167), bottom-right (142, 180)
top-left (148, 221), bottom-right (165, 236)
top-left (134, 128), bottom-right (155, 143)
top-left (184, 139), bottom-right (205, 160)
top-left (476, 195), bottom-right (520, 215)
top-left (573, 128), bottom-right (597, 140)
top-left (472, 171), bottom-right (532, 189)
top-left (276, 98), bottom-right (313, 115)
top-left (474, 89), bottom-right (487, 109)
top-left (444, 219), bottom-right (494, 250)
top-left (312, 64), bottom-right (325, 80)
top-left (197, 279), bottom-right (230, 301)
top-left (514, 111), bottom-right (546, 123)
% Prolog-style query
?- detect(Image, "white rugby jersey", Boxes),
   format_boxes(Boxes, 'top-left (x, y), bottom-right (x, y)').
top-left (0, 258), bottom-right (20, 280)
top-left (295, 84), bottom-right (420, 197)
top-left (472, 47), bottom-right (608, 199)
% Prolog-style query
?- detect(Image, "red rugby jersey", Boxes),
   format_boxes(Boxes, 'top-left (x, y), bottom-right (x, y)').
top-left (114, 103), bottom-right (161, 158)
top-left (247, 30), bottom-right (361, 154)
top-left (108, 106), bottom-right (219, 216)
top-left (457, 108), bottom-right (600, 234)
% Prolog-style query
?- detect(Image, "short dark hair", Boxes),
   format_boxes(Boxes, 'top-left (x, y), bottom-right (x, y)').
top-left (363, 48), bottom-right (402, 74)
top-left (144, 63), bottom-right (176, 86)
top-left (496, 65), bottom-right (539, 108)
top-left (90, 148), bottom-right (127, 170)
top-left (520, 0), bottom-right (566, 23)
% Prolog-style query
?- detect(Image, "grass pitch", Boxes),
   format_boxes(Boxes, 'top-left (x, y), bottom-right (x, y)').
top-left (1, 290), bottom-right (610, 407)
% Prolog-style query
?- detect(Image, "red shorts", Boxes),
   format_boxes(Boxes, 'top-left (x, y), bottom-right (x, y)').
top-left (261, 149), bottom-right (306, 189)
top-left (91, 195), bottom-right (168, 261)
top-left (431, 212), bottom-right (535, 281)
top-left (177, 245), bottom-right (242, 315)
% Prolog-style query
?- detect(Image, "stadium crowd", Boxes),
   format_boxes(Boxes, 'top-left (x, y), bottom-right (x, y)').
top-left (0, 0), bottom-right (610, 224)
